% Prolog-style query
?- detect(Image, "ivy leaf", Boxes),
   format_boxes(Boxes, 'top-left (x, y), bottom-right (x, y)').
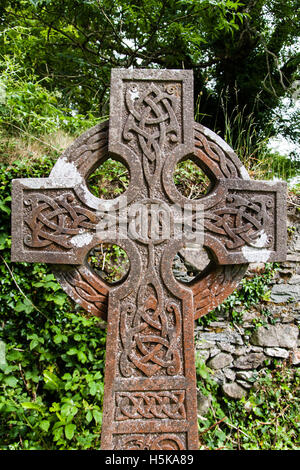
top-left (43, 370), bottom-right (62, 390)
top-left (39, 420), bottom-right (50, 432)
top-left (77, 350), bottom-right (87, 363)
top-left (86, 410), bottom-right (93, 423)
top-left (92, 410), bottom-right (102, 425)
top-left (88, 381), bottom-right (97, 396)
top-left (0, 232), bottom-right (8, 250)
top-left (53, 425), bottom-right (64, 442)
top-left (4, 376), bottom-right (18, 387)
top-left (53, 333), bottom-right (68, 344)
top-left (21, 402), bottom-right (44, 413)
top-left (253, 406), bottom-right (265, 418)
top-left (61, 402), bottom-right (78, 419)
top-left (65, 423), bottom-right (76, 440)
top-left (0, 197), bottom-right (11, 214)
top-left (15, 299), bottom-right (34, 314)
top-left (52, 293), bottom-right (67, 306)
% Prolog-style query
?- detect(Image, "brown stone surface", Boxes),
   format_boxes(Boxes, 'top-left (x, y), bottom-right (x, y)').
top-left (10, 68), bottom-right (287, 450)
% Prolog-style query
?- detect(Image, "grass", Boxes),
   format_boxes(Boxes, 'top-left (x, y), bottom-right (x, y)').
top-left (0, 130), bottom-right (73, 165)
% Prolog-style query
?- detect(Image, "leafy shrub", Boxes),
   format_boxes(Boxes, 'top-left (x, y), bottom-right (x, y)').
top-left (0, 56), bottom-right (104, 139)
top-left (174, 159), bottom-right (211, 199)
top-left (0, 158), bottom-right (106, 450)
top-left (198, 263), bottom-right (279, 327)
top-left (197, 360), bottom-right (300, 450)
top-left (87, 158), bottom-right (129, 199)
top-left (88, 243), bottom-right (130, 284)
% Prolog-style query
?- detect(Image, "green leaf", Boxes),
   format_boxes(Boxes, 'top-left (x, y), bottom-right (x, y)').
top-left (0, 197), bottom-right (11, 214)
top-left (65, 423), bottom-right (76, 440)
top-left (15, 299), bottom-right (34, 314)
top-left (253, 406), bottom-right (265, 417)
top-left (53, 333), bottom-right (67, 344)
top-left (53, 425), bottom-right (64, 442)
top-left (0, 232), bottom-right (9, 250)
top-left (52, 293), bottom-right (67, 306)
top-left (92, 409), bottom-right (102, 425)
top-left (86, 410), bottom-right (93, 423)
top-left (43, 370), bottom-right (62, 390)
top-left (30, 338), bottom-right (39, 350)
top-left (4, 376), bottom-right (18, 387)
top-left (66, 348), bottom-right (78, 356)
top-left (39, 420), bottom-right (50, 432)
top-left (61, 402), bottom-right (78, 419)
top-left (77, 350), bottom-right (87, 363)
top-left (88, 381), bottom-right (97, 395)
top-left (21, 402), bottom-right (44, 412)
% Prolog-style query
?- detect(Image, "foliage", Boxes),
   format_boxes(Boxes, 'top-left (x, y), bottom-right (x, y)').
top-left (196, 360), bottom-right (300, 450)
top-left (219, 94), bottom-right (300, 180)
top-left (0, 158), bottom-right (106, 450)
top-left (256, 151), bottom-right (300, 183)
top-left (88, 243), bottom-right (130, 284)
top-left (174, 159), bottom-right (211, 199)
top-left (0, 136), bottom-right (298, 451)
top-left (291, 183), bottom-right (300, 196)
top-left (88, 158), bottom-right (129, 199)
top-left (0, 55), bottom-right (105, 138)
top-left (224, 263), bottom-right (278, 308)
top-left (195, 262), bottom-right (299, 450)
top-left (1, 0), bottom-right (299, 153)
top-left (0, 6), bottom-right (298, 446)
top-left (198, 263), bottom-right (279, 327)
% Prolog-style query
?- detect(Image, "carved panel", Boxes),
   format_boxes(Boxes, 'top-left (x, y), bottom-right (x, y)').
top-left (122, 81), bottom-right (181, 192)
top-left (203, 180), bottom-right (286, 264)
top-left (35, 121), bottom-right (253, 320)
top-left (11, 179), bottom-right (99, 264)
top-left (115, 390), bottom-right (186, 420)
top-left (119, 270), bottom-right (182, 378)
top-left (205, 190), bottom-right (275, 251)
top-left (113, 433), bottom-right (186, 450)
top-left (23, 190), bottom-right (98, 250)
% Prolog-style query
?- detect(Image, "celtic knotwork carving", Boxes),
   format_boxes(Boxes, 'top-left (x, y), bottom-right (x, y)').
top-left (118, 433), bottom-right (185, 450)
top-left (55, 266), bottom-right (109, 318)
top-left (123, 82), bottom-right (180, 190)
top-left (23, 192), bottom-right (98, 249)
top-left (44, 122), bottom-right (252, 321)
top-left (115, 390), bottom-right (186, 420)
top-left (192, 264), bottom-right (247, 319)
top-left (205, 192), bottom-right (274, 250)
top-left (119, 270), bottom-right (181, 377)
top-left (194, 128), bottom-right (239, 179)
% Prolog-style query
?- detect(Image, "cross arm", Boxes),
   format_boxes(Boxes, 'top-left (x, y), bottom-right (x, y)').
top-left (201, 178), bottom-right (287, 265)
top-left (11, 177), bottom-right (100, 264)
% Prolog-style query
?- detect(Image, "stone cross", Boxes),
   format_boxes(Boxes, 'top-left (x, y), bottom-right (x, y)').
top-left (11, 69), bottom-right (286, 450)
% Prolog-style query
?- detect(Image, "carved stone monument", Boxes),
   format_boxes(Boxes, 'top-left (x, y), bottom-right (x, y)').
top-left (11, 69), bottom-right (286, 450)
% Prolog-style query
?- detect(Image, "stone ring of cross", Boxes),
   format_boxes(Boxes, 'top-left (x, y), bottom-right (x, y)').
top-left (11, 69), bottom-right (286, 450)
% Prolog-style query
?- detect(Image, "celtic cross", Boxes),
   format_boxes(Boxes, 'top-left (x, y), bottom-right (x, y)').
top-left (11, 69), bottom-right (286, 450)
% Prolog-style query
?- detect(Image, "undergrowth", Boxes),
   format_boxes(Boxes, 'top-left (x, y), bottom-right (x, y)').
top-left (0, 159), bottom-right (106, 450)
top-left (196, 359), bottom-right (299, 450)
top-left (197, 262), bottom-right (279, 328)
